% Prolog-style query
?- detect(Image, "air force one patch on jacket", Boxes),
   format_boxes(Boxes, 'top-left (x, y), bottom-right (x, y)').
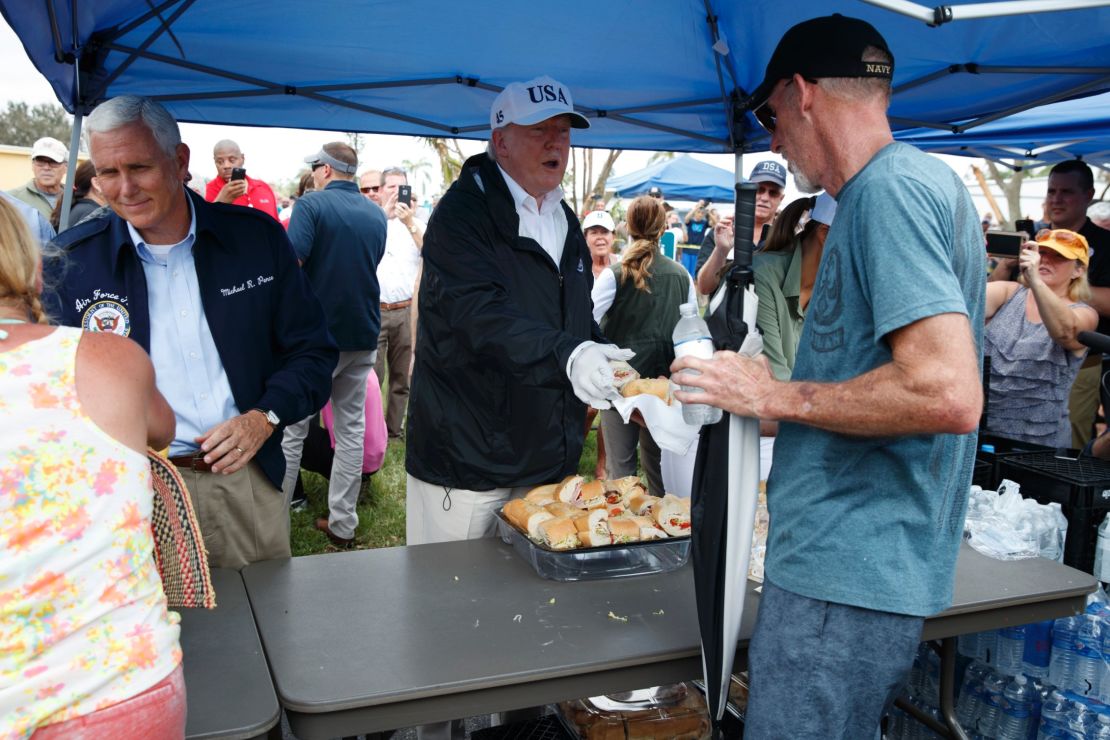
top-left (82, 300), bottom-right (131, 336)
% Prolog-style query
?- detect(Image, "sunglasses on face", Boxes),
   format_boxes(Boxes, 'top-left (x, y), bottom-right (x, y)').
top-left (753, 78), bottom-right (813, 133)
top-left (360, 185), bottom-right (380, 194)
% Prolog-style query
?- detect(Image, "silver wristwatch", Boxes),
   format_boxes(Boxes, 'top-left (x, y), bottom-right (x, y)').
top-left (254, 408), bottom-right (280, 427)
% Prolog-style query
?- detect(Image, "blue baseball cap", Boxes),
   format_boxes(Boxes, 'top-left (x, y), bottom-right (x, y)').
top-left (749, 160), bottom-right (786, 188)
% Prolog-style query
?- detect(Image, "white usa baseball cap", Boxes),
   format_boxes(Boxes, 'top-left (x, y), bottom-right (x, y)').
top-left (582, 210), bottom-right (615, 232)
top-left (490, 76), bottom-right (590, 131)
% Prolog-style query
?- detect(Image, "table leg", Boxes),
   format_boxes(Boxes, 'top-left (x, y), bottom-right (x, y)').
top-left (894, 639), bottom-right (970, 740)
top-left (937, 638), bottom-right (970, 740)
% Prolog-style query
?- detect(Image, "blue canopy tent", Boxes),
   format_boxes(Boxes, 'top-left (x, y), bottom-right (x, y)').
top-left (897, 90), bottom-right (1110, 170)
top-left (606, 155), bottom-right (735, 202)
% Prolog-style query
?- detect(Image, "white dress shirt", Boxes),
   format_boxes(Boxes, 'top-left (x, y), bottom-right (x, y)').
top-left (378, 216), bottom-right (424, 304)
top-left (497, 164), bottom-right (568, 268)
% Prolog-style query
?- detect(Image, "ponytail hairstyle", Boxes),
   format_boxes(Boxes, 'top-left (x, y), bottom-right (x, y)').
top-left (49, 159), bottom-right (98, 231)
top-left (0, 198), bottom-right (49, 324)
top-left (621, 195), bottom-right (667, 292)
top-left (763, 195), bottom-right (817, 253)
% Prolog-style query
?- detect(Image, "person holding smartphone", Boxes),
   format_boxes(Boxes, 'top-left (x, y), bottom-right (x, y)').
top-left (205, 139), bottom-right (279, 219)
top-left (375, 167), bottom-right (425, 440)
top-left (983, 229), bottom-right (1098, 446)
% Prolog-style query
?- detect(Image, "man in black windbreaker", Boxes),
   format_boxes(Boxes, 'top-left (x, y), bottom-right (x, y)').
top-left (406, 76), bottom-right (633, 554)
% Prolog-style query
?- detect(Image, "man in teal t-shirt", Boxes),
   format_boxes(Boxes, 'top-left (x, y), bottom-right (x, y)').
top-left (673, 15), bottom-right (984, 738)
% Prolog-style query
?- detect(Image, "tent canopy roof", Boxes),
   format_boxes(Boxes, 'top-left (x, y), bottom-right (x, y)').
top-left (606, 155), bottom-right (736, 201)
top-left (4, 0), bottom-right (1110, 155)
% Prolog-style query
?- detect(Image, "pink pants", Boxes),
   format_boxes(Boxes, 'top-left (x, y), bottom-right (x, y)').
top-left (32, 663), bottom-right (186, 740)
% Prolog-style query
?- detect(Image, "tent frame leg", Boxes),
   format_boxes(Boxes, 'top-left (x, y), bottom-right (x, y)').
top-left (59, 112), bottom-right (83, 231)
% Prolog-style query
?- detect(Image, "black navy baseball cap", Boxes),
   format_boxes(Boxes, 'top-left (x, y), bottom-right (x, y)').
top-left (748, 14), bottom-right (893, 115)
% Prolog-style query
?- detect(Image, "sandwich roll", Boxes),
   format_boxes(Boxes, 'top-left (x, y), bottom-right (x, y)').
top-left (609, 516), bottom-right (641, 544)
top-left (609, 359), bottom-right (640, 390)
top-left (579, 528), bottom-right (613, 548)
top-left (578, 479), bottom-right (607, 509)
top-left (538, 516), bottom-right (580, 550)
top-left (556, 474), bottom-right (585, 503)
top-left (620, 378), bottom-right (672, 405)
top-left (524, 483), bottom-right (559, 505)
top-left (544, 501), bottom-right (580, 518)
top-left (502, 498), bottom-right (554, 540)
top-left (627, 491), bottom-right (656, 516)
top-left (653, 494), bottom-right (692, 536)
top-left (631, 514), bottom-right (667, 540)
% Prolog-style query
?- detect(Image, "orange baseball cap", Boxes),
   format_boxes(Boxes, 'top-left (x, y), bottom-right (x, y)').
top-left (1036, 228), bottom-right (1089, 266)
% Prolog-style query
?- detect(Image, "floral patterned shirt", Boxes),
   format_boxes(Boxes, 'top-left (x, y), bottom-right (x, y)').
top-left (0, 326), bottom-right (181, 738)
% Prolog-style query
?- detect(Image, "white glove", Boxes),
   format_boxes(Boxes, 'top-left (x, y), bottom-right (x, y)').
top-left (568, 342), bottom-right (635, 410)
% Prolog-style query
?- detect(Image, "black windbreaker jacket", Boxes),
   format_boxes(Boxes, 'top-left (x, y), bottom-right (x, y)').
top-left (405, 153), bottom-right (606, 490)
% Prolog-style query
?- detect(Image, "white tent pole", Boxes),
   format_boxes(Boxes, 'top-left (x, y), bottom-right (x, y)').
top-left (862, 0), bottom-right (1110, 25)
top-left (60, 112), bottom-right (83, 232)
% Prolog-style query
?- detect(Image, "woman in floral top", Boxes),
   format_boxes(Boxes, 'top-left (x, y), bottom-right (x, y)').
top-left (0, 198), bottom-right (183, 738)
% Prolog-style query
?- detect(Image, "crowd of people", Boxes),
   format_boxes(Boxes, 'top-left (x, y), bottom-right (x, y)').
top-left (3, 12), bottom-right (1110, 739)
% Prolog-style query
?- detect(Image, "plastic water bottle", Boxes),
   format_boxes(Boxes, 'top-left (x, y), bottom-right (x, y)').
top-left (1094, 713), bottom-right (1110, 740)
top-left (672, 303), bottom-right (722, 426)
top-left (977, 669), bottom-right (1009, 737)
top-left (980, 629), bottom-right (999, 667)
top-left (958, 661), bottom-right (991, 730)
top-left (997, 624), bottom-right (1028, 675)
top-left (1037, 691), bottom-right (1070, 740)
top-left (961, 631), bottom-right (982, 660)
top-left (1049, 503), bottom-right (1067, 564)
top-left (1024, 620), bottom-right (1055, 680)
top-left (1097, 514), bottom-right (1110, 585)
top-left (1049, 616), bottom-right (1079, 692)
top-left (1099, 615), bottom-right (1110, 705)
top-left (1064, 702), bottom-right (1095, 739)
top-left (1073, 614), bottom-right (1103, 698)
top-left (996, 674), bottom-right (1037, 740)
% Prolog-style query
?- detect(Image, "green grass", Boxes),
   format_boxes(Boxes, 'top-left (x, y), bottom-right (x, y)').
top-left (289, 422), bottom-right (607, 556)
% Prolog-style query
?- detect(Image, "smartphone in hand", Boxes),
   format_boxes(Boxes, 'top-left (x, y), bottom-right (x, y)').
top-left (398, 184), bottom-right (412, 207)
top-left (230, 167), bottom-right (247, 181)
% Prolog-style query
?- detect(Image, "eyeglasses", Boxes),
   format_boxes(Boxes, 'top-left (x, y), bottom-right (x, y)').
top-left (360, 185), bottom-right (380, 194)
top-left (311, 163), bottom-right (325, 171)
top-left (753, 78), bottom-right (813, 133)
top-left (32, 157), bottom-right (63, 167)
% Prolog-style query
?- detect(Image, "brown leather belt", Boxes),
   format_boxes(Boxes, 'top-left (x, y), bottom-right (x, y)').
top-left (169, 454), bottom-right (214, 473)
top-left (380, 299), bottom-right (412, 311)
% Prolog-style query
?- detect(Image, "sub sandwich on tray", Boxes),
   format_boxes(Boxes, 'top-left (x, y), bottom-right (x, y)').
top-left (502, 475), bottom-right (691, 551)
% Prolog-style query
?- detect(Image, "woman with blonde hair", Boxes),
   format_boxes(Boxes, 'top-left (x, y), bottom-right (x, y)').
top-left (984, 228), bottom-right (1098, 446)
top-left (591, 195), bottom-right (696, 496)
top-left (0, 197), bottom-right (184, 738)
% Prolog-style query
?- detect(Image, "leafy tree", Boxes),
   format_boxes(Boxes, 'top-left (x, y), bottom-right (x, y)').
top-left (0, 101), bottom-right (73, 148)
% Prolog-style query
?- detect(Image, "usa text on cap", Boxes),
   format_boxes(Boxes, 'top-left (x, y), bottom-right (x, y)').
top-left (490, 75), bottom-right (590, 131)
top-left (582, 210), bottom-right (615, 232)
top-left (748, 161), bottom-right (786, 188)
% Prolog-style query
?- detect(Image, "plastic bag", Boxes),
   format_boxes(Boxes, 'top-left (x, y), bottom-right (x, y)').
top-left (964, 480), bottom-right (1065, 561)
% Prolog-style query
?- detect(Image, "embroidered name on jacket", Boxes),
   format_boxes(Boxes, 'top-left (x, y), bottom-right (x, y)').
top-left (220, 274), bottom-right (274, 296)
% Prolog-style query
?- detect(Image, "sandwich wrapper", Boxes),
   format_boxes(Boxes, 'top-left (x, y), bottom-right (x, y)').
top-left (610, 333), bottom-right (763, 456)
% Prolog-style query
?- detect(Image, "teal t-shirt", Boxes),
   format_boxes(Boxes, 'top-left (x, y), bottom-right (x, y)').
top-left (764, 143), bottom-right (985, 617)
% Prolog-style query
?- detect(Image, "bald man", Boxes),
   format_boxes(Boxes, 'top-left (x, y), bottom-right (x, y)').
top-left (205, 139), bottom-right (279, 219)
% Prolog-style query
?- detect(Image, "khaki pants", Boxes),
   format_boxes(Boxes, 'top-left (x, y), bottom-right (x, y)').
top-left (375, 304), bottom-right (413, 437)
top-left (1069, 359), bottom-right (1101, 448)
top-left (177, 462), bottom-right (290, 569)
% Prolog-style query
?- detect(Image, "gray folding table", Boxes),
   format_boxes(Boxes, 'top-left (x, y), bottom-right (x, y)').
top-left (179, 568), bottom-right (281, 740)
top-left (241, 539), bottom-right (1094, 740)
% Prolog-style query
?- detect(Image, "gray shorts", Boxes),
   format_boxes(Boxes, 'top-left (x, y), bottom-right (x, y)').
top-left (744, 579), bottom-right (924, 739)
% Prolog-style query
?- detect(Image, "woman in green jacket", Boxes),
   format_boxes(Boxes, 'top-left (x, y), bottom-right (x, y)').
top-left (753, 192), bottom-right (837, 381)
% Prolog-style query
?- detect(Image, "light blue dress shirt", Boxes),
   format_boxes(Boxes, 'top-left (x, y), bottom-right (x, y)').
top-left (129, 199), bottom-right (240, 455)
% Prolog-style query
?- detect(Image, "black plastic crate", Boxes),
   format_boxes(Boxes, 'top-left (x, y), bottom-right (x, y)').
top-left (471, 716), bottom-right (572, 740)
top-left (972, 460), bottom-right (991, 489)
top-left (998, 451), bottom-right (1110, 574)
top-left (975, 433), bottom-right (1052, 490)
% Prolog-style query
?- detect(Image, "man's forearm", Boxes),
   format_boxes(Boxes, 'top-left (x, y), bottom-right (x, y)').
top-left (761, 358), bottom-right (981, 437)
top-left (696, 249), bottom-right (727, 294)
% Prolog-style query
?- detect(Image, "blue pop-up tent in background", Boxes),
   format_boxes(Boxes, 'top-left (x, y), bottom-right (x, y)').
top-left (5, 1), bottom-right (1110, 731)
top-left (606, 155), bottom-right (735, 202)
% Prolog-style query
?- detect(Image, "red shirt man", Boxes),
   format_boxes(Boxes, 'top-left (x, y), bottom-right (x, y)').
top-left (204, 139), bottom-right (279, 219)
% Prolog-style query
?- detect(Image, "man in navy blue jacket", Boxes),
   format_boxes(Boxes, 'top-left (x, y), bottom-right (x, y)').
top-left (47, 95), bottom-right (337, 569)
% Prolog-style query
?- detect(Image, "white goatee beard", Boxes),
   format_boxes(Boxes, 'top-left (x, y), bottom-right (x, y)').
top-left (787, 160), bottom-right (820, 194)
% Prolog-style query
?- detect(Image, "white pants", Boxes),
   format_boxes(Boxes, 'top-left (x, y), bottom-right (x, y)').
top-left (281, 349), bottom-right (375, 539)
top-left (407, 474), bottom-right (532, 739)
top-left (405, 475), bottom-right (531, 545)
